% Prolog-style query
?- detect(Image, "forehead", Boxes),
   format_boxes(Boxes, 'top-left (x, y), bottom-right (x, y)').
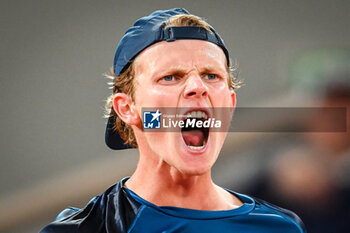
top-left (134, 40), bottom-right (228, 76)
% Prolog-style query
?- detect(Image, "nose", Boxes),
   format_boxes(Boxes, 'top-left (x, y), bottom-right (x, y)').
top-left (184, 74), bottom-right (209, 99)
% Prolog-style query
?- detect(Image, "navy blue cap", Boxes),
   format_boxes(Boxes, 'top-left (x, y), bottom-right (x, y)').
top-left (106, 8), bottom-right (230, 150)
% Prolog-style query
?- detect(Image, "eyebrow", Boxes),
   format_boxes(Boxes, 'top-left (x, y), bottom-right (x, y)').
top-left (199, 65), bottom-right (226, 75)
top-left (153, 65), bottom-right (188, 77)
top-left (155, 65), bottom-right (226, 77)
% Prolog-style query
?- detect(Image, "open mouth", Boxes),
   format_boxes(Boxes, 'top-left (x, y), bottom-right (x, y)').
top-left (181, 110), bottom-right (210, 150)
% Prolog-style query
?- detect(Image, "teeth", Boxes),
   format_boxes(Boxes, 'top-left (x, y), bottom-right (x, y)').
top-left (189, 145), bottom-right (205, 150)
top-left (186, 111), bottom-right (208, 119)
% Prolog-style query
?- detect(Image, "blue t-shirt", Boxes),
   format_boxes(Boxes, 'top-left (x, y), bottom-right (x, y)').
top-left (40, 177), bottom-right (306, 233)
top-left (124, 187), bottom-right (305, 233)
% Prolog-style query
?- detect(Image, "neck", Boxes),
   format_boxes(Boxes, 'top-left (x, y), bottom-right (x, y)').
top-left (125, 147), bottom-right (242, 210)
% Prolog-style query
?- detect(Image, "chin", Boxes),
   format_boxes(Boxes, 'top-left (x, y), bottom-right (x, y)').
top-left (177, 168), bottom-right (209, 176)
top-left (175, 158), bottom-right (214, 176)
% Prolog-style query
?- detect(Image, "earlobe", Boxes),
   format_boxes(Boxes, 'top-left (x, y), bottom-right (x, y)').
top-left (230, 90), bottom-right (236, 108)
top-left (112, 93), bottom-right (140, 125)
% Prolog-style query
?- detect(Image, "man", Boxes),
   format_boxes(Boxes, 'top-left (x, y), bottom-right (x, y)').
top-left (40, 8), bottom-right (306, 233)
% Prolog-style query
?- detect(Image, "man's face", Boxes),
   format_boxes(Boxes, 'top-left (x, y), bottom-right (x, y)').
top-left (132, 40), bottom-right (235, 175)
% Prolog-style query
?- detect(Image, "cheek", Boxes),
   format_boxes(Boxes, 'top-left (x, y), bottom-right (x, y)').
top-left (210, 83), bottom-right (232, 105)
top-left (136, 87), bottom-right (179, 107)
top-left (206, 132), bottom-right (227, 165)
top-left (145, 132), bottom-right (177, 160)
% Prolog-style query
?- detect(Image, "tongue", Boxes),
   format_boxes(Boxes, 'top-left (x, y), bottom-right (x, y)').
top-left (182, 130), bottom-right (204, 146)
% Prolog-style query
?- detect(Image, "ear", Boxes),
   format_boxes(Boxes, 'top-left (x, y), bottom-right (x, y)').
top-left (112, 93), bottom-right (140, 125)
top-left (230, 90), bottom-right (237, 108)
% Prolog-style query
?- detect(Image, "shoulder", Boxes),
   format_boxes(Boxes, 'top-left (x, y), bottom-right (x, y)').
top-left (251, 196), bottom-right (307, 233)
top-left (227, 189), bottom-right (307, 233)
top-left (39, 192), bottom-right (110, 233)
top-left (39, 178), bottom-right (141, 233)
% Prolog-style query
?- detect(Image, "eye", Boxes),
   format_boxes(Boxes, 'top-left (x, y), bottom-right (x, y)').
top-left (205, 74), bottom-right (218, 80)
top-left (157, 74), bottom-right (182, 85)
top-left (162, 75), bottom-right (175, 81)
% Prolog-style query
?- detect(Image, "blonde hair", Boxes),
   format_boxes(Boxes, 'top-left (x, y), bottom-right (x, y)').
top-left (105, 14), bottom-right (242, 148)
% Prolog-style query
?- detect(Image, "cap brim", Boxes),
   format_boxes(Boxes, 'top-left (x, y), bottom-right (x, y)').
top-left (105, 115), bottom-right (131, 150)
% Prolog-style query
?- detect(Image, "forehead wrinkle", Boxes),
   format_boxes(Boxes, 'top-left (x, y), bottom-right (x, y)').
top-left (134, 40), bottom-right (227, 78)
